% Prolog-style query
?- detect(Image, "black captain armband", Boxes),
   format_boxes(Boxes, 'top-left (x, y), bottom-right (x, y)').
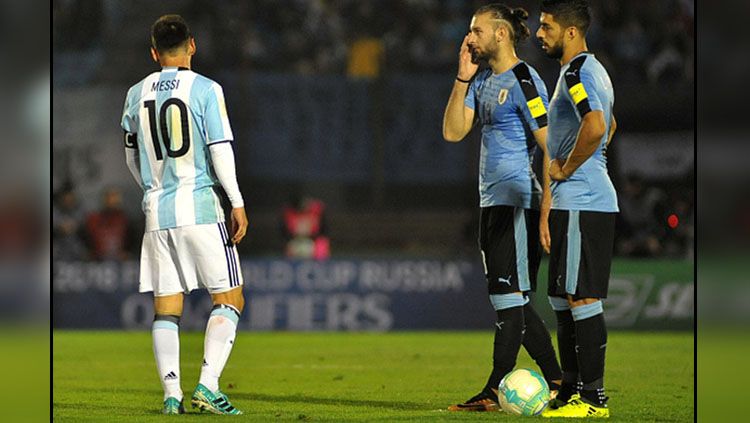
top-left (564, 55), bottom-right (592, 116)
top-left (123, 131), bottom-right (138, 149)
top-left (511, 63), bottom-right (547, 128)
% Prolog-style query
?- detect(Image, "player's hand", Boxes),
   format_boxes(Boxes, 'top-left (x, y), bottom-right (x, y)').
top-left (540, 193), bottom-right (552, 254)
top-left (457, 34), bottom-right (478, 81)
top-left (230, 207), bottom-right (248, 244)
top-left (549, 159), bottom-right (568, 181)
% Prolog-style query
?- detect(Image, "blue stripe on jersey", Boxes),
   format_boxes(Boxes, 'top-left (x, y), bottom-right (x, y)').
top-left (190, 77), bottom-right (220, 224)
top-left (157, 69), bottom-right (180, 229)
top-left (565, 210), bottom-right (582, 295)
top-left (126, 81), bottom-right (155, 191)
top-left (204, 85), bottom-right (226, 141)
top-left (513, 207), bottom-right (530, 292)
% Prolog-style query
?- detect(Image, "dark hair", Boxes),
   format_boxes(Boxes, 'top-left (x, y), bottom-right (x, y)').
top-left (475, 3), bottom-right (531, 47)
top-left (151, 14), bottom-right (191, 53)
top-left (540, 0), bottom-right (591, 34)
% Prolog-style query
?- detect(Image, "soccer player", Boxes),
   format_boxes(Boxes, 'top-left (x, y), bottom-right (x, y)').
top-left (121, 15), bottom-right (247, 415)
top-left (535, 0), bottom-right (617, 418)
top-left (442, 3), bottom-right (563, 412)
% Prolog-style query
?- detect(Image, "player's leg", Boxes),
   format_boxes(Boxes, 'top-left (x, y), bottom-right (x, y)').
top-left (181, 222), bottom-right (244, 415)
top-left (141, 229), bottom-right (186, 414)
top-left (519, 208), bottom-right (563, 393)
top-left (198, 286), bottom-right (245, 395)
top-left (153, 293), bottom-right (185, 414)
top-left (449, 206), bottom-right (524, 412)
top-left (542, 211), bottom-right (614, 418)
top-left (545, 210), bottom-right (581, 408)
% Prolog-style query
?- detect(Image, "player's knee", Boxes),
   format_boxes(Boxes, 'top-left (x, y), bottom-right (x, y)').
top-left (211, 286), bottom-right (245, 313)
top-left (153, 293), bottom-right (184, 316)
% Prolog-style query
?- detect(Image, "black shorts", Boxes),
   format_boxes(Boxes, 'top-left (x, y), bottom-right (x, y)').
top-left (478, 205), bottom-right (541, 295)
top-left (547, 210), bottom-right (616, 300)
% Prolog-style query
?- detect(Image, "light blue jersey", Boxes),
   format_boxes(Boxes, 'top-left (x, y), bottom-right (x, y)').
top-left (547, 53), bottom-right (618, 212)
top-left (121, 67), bottom-right (234, 231)
top-left (465, 62), bottom-right (549, 209)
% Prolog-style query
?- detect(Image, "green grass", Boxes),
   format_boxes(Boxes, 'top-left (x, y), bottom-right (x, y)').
top-left (53, 331), bottom-right (693, 422)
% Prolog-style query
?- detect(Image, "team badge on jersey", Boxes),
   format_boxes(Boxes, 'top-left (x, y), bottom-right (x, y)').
top-left (497, 88), bottom-right (509, 105)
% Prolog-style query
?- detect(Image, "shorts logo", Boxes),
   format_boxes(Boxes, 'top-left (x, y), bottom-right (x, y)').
top-left (498, 275), bottom-right (512, 285)
top-left (498, 88), bottom-right (509, 105)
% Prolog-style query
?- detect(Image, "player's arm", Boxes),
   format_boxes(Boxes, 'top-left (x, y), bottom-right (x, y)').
top-left (532, 127), bottom-right (552, 253)
top-left (442, 34), bottom-right (477, 142)
top-left (121, 92), bottom-right (144, 188)
top-left (606, 114), bottom-right (617, 147)
top-left (550, 62), bottom-right (606, 181)
top-left (204, 82), bottom-right (247, 244)
top-left (554, 110), bottom-right (606, 179)
top-left (209, 142), bottom-right (247, 244)
top-left (123, 131), bottom-right (143, 188)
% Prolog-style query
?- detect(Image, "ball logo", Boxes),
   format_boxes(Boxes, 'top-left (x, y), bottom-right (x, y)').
top-left (497, 88), bottom-right (509, 105)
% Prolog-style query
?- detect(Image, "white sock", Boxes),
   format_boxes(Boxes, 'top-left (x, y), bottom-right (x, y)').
top-left (152, 318), bottom-right (182, 401)
top-left (199, 306), bottom-right (240, 392)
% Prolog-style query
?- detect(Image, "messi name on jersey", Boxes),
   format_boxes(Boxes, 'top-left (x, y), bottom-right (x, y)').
top-left (151, 78), bottom-right (181, 92)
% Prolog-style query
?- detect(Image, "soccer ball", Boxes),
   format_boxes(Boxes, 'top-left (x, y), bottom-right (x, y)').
top-left (498, 368), bottom-right (550, 416)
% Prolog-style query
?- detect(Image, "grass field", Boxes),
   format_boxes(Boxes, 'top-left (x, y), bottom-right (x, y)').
top-left (53, 331), bottom-right (693, 422)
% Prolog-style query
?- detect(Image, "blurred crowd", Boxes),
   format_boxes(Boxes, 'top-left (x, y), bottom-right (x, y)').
top-left (616, 175), bottom-right (694, 260)
top-left (54, 0), bottom-right (693, 84)
top-left (52, 185), bottom-right (138, 261)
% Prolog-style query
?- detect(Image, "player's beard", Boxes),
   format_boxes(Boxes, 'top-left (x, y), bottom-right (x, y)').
top-left (470, 45), bottom-right (493, 64)
top-left (542, 39), bottom-right (564, 60)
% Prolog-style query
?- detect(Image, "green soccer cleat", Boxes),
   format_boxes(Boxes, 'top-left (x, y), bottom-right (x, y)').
top-left (191, 383), bottom-right (243, 415)
top-left (162, 397), bottom-right (185, 414)
top-left (541, 394), bottom-right (609, 418)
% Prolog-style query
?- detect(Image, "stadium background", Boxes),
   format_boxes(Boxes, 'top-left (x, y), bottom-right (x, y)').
top-left (52, 0), bottom-right (694, 333)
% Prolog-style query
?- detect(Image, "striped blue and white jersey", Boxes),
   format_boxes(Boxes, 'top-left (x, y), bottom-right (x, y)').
top-left (121, 66), bottom-right (234, 231)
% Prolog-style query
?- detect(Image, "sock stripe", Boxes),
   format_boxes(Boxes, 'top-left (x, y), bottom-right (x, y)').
top-left (548, 296), bottom-right (570, 311)
top-left (211, 304), bottom-right (241, 324)
top-left (153, 320), bottom-right (179, 331)
top-left (571, 301), bottom-right (603, 321)
top-left (489, 293), bottom-right (526, 311)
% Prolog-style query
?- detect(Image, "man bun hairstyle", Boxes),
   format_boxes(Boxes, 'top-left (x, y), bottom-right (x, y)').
top-left (540, 0), bottom-right (591, 34)
top-left (151, 14), bottom-right (192, 53)
top-left (475, 3), bottom-right (531, 47)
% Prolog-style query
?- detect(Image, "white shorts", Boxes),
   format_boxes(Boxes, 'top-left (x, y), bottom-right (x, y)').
top-left (139, 222), bottom-right (243, 296)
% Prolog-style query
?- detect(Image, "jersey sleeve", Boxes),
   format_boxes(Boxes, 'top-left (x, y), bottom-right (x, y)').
top-left (564, 56), bottom-right (603, 118)
top-left (204, 82), bottom-right (234, 145)
top-left (121, 89), bottom-right (138, 149)
top-left (511, 63), bottom-right (548, 130)
top-left (463, 76), bottom-right (480, 110)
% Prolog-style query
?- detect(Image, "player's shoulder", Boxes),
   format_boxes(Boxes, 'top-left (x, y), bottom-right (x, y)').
top-left (125, 71), bottom-right (160, 102)
top-left (566, 53), bottom-right (607, 80)
top-left (511, 61), bottom-right (546, 96)
top-left (191, 71), bottom-right (223, 93)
